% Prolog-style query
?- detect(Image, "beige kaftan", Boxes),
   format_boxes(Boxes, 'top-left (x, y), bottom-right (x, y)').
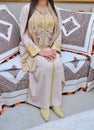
top-left (19, 3), bottom-right (65, 109)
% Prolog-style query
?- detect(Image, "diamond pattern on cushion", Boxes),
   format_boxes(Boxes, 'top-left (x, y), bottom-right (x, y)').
top-left (0, 5), bottom-right (21, 62)
top-left (0, 69), bottom-right (29, 93)
top-left (62, 16), bottom-right (81, 37)
top-left (59, 8), bottom-right (94, 56)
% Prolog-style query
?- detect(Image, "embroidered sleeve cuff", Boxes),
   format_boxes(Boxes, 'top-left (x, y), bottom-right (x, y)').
top-left (51, 42), bottom-right (61, 53)
top-left (26, 44), bottom-right (40, 57)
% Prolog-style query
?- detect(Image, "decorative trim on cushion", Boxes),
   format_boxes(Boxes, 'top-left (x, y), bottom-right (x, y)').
top-left (0, 52), bottom-right (21, 71)
top-left (0, 52), bottom-right (19, 65)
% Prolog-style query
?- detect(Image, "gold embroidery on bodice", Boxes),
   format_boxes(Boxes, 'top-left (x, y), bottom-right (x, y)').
top-left (28, 10), bottom-right (55, 49)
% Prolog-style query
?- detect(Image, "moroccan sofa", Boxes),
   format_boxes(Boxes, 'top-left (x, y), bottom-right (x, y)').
top-left (0, 4), bottom-right (94, 113)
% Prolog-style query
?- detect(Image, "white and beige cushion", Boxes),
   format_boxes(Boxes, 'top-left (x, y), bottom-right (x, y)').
top-left (59, 8), bottom-right (94, 56)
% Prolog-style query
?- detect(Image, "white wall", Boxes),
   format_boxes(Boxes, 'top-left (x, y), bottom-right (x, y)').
top-left (0, 2), bottom-right (94, 19)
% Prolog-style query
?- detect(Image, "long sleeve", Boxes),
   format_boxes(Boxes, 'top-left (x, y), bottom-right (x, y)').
top-left (51, 7), bottom-right (62, 53)
top-left (51, 32), bottom-right (61, 53)
top-left (19, 4), bottom-right (40, 57)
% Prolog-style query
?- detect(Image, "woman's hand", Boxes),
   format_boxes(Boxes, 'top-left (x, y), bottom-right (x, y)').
top-left (39, 49), bottom-right (56, 61)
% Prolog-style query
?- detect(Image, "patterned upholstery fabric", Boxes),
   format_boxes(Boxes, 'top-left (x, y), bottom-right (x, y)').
top-left (0, 70), bottom-right (28, 93)
top-left (61, 51), bottom-right (90, 92)
top-left (59, 8), bottom-right (94, 56)
top-left (0, 69), bottom-right (29, 105)
top-left (0, 5), bottom-right (20, 63)
top-left (87, 55), bottom-right (94, 91)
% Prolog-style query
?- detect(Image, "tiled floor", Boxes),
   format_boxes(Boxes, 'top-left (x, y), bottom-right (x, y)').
top-left (0, 89), bottom-right (94, 130)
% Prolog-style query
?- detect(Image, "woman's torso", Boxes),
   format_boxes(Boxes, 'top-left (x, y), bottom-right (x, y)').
top-left (28, 9), bottom-right (55, 49)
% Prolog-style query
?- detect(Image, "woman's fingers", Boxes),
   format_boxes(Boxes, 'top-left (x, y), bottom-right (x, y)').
top-left (45, 55), bottom-right (56, 61)
top-left (39, 50), bottom-right (56, 61)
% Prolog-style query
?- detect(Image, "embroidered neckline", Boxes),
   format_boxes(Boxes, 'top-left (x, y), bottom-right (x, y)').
top-left (36, 8), bottom-right (50, 15)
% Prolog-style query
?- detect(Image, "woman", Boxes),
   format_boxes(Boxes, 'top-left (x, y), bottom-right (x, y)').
top-left (19, 0), bottom-right (65, 121)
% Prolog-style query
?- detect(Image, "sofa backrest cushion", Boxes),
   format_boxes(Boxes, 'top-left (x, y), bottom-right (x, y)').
top-left (0, 5), bottom-right (21, 63)
top-left (59, 8), bottom-right (94, 56)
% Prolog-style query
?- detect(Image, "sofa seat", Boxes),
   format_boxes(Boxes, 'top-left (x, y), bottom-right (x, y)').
top-left (0, 51), bottom-right (90, 110)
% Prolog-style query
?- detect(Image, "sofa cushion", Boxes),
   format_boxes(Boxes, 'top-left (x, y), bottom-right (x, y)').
top-left (0, 5), bottom-right (20, 63)
top-left (63, 58), bottom-right (90, 92)
top-left (59, 8), bottom-right (94, 56)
